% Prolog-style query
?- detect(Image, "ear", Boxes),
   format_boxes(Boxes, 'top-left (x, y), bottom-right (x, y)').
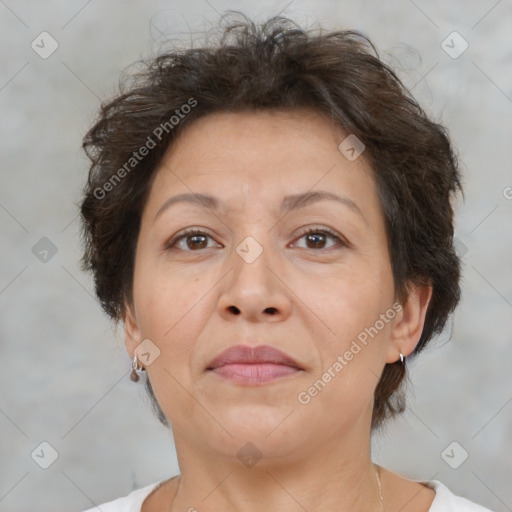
top-left (123, 300), bottom-right (142, 359)
top-left (386, 282), bottom-right (433, 364)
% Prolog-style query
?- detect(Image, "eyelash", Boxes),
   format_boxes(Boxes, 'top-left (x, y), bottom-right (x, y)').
top-left (166, 227), bottom-right (347, 251)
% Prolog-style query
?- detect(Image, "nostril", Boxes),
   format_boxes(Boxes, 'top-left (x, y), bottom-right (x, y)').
top-left (228, 305), bottom-right (240, 314)
top-left (265, 307), bottom-right (278, 315)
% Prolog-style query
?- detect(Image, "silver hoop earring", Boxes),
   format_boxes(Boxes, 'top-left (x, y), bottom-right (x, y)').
top-left (399, 353), bottom-right (405, 364)
top-left (130, 353), bottom-right (145, 382)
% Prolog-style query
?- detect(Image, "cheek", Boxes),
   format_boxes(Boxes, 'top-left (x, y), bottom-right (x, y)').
top-left (134, 250), bottom-right (197, 326)
top-left (305, 261), bottom-right (392, 333)
top-left (305, 277), bottom-right (395, 388)
top-left (134, 268), bottom-right (210, 368)
top-left (147, 293), bottom-right (200, 343)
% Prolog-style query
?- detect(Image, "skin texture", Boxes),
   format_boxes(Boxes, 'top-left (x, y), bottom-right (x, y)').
top-left (124, 109), bottom-right (434, 511)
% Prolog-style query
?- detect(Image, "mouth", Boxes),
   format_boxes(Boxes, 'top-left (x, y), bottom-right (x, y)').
top-left (206, 344), bottom-right (304, 385)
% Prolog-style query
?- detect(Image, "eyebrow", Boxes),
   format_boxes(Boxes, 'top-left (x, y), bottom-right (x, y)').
top-left (153, 190), bottom-right (367, 224)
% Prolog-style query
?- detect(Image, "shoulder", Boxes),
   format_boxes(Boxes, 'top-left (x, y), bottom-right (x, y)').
top-left (428, 480), bottom-right (496, 511)
top-left (79, 481), bottom-right (162, 512)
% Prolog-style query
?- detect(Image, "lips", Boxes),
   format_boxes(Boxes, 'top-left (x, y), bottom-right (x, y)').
top-left (206, 344), bottom-right (304, 385)
top-left (206, 344), bottom-right (303, 370)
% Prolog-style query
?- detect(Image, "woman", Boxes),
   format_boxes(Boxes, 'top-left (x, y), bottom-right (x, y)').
top-left (79, 12), bottom-right (494, 512)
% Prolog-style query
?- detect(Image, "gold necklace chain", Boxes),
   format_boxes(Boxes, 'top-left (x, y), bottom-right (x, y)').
top-left (376, 464), bottom-right (384, 510)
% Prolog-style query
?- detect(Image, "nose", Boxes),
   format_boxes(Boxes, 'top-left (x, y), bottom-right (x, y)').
top-left (217, 239), bottom-right (292, 323)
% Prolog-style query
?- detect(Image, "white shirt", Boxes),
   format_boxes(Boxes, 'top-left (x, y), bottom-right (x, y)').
top-left (81, 479), bottom-right (496, 511)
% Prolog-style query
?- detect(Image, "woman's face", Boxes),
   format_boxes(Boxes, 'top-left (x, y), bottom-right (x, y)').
top-left (124, 109), bottom-right (426, 463)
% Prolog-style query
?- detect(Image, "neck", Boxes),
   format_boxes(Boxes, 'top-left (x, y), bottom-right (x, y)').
top-left (169, 422), bottom-right (383, 512)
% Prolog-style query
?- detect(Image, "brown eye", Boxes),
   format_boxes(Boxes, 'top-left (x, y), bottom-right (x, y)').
top-left (167, 229), bottom-right (217, 251)
top-left (294, 228), bottom-right (345, 250)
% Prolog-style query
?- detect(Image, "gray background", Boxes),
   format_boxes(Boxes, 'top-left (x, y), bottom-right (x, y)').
top-left (0, 0), bottom-right (511, 510)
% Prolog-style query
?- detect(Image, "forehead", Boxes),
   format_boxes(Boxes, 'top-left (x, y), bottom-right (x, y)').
top-left (144, 109), bottom-right (380, 223)
top-left (159, 108), bottom-right (364, 173)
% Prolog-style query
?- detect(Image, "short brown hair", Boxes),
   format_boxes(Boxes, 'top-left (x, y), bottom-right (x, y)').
top-left (79, 12), bottom-right (463, 431)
